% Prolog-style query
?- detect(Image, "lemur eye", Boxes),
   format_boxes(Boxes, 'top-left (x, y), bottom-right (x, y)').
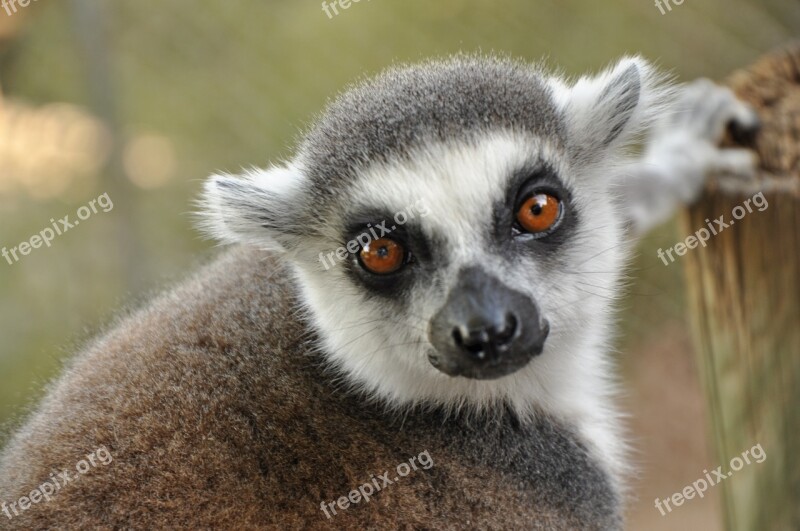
top-left (359, 238), bottom-right (406, 275)
top-left (516, 193), bottom-right (562, 235)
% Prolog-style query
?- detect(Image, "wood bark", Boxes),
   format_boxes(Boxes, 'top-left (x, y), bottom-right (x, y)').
top-left (683, 43), bottom-right (800, 531)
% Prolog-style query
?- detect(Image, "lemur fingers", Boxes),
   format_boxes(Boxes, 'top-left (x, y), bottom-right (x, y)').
top-left (674, 78), bottom-right (760, 144)
top-left (627, 78), bottom-right (761, 231)
top-left (646, 79), bottom-right (760, 184)
top-left (708, 148), bottom-right (759, 180)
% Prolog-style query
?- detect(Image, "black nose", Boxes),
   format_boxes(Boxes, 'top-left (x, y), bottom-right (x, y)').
top-left (428, 267), bottom-right (549, 380)
top-left (451, 313), bottom-right (518, 359)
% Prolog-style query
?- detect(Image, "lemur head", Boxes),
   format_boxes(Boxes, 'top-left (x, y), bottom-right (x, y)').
top-left (202, 55), bottom-right (670, 416)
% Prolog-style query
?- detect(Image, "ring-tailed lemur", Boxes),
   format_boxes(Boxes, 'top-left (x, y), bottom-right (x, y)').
top-left (0, 55), bottom-right (757, 529)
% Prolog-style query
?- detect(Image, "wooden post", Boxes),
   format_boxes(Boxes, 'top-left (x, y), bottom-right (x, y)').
top-left (682, 43), bottom-right (800, 531)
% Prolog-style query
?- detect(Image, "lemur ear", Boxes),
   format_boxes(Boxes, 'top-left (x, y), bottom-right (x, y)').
top-left (199, 165), bottom-right (306, 252)
top-left (553, 57), bottom-right (670, 163)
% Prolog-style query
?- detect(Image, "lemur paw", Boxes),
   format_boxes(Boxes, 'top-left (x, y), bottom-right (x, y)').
top-left (644, 78), bottom-right (760, 201)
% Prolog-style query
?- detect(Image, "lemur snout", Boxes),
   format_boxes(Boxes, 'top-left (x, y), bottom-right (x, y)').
top-left (428, 267), bottom-right (549, 380)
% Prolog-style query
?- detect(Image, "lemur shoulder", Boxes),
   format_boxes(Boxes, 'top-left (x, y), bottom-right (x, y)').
top-left (0, 55), bottom-right (757, 529)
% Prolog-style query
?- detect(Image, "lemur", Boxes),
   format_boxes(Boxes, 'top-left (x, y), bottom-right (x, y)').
top-left (0, 55), bottom-right (757, 529)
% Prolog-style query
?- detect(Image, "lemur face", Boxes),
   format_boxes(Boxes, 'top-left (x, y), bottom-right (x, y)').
top-left (203, 55), bottom-right (669, 411)
top-left (328, 134), bottom-right (579, 383)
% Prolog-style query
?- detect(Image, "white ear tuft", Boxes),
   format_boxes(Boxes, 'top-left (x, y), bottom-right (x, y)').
top-left (197, 165), bottom-right (305, 252)
top-left (553, 57), bottom-right (674, 163)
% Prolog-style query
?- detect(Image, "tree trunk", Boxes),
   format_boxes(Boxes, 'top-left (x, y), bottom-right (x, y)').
top-left (682, 43), bottom-right (800, 531)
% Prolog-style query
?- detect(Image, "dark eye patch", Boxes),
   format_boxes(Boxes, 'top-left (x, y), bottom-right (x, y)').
top-left (492, 162), bottom-right (578, 251)
top-left (339, 209), bottom-right (438, 301)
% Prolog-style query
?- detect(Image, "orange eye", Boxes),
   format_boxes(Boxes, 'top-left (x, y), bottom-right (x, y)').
top-left (516, 193), bottom-right (561, 234)
top-left (359, 238), bottom-right (406, 275)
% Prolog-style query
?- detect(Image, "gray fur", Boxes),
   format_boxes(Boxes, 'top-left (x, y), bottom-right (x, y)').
top-left (299, 55), bottom-right (566, 189)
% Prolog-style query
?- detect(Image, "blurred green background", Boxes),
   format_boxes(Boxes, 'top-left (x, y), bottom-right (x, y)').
top-left (0, 0), bottom-right (796, 528)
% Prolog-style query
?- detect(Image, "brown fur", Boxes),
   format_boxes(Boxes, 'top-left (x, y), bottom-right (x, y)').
top-left (0, 247), bottom-right (619, 529)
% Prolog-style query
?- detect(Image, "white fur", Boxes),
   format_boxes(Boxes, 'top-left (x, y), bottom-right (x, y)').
top-left (199, 163), bottom-right (305, 251)
top-left (551, 56), bottom-right (676, 161)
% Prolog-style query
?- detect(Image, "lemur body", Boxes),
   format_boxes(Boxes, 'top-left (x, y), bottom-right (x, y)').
top-left (0, 56), bottom-right (756, 529)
